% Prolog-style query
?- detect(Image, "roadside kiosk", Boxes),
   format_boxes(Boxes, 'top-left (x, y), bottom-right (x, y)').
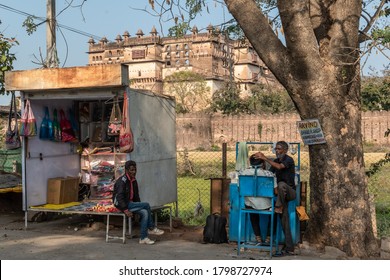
top-left (5, 64), bottom-right (177, 242)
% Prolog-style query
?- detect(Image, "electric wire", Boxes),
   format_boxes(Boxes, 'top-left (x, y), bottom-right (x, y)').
top-left (0, 3), bottom-right (103, 41)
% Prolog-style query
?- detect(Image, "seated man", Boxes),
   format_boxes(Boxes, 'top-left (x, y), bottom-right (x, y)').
top-left (113, 160), bottom-right (164, 245)
top-left (242, 155), bottom-right (277, 244)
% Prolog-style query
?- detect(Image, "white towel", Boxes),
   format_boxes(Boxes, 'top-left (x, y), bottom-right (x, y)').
top-left (235, 142), bottom-right (249, 171)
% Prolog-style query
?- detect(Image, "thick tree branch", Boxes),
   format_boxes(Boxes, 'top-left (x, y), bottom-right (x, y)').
top-left (224, 0), bottom-right (291, 86)
top-left (328, 0), bottom-right (362, 65)
top-left (278, 0), bottom-right (322, 71)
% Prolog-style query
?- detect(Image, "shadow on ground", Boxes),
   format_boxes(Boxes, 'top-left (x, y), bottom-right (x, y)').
top-left (0, 210), bottom-right (356, 260)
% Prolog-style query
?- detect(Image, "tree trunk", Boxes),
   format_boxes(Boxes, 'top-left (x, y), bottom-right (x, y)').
top-left (225, 0), bottom-right (380, 257)
top-left (302, 71), bottom-right (379, 258)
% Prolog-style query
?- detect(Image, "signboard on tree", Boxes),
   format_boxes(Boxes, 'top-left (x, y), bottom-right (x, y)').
top-left (297, 119), bottom-right (326, 145)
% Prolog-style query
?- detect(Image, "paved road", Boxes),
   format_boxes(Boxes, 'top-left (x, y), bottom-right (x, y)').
top-left (0, 211), bottom-right (349, 260)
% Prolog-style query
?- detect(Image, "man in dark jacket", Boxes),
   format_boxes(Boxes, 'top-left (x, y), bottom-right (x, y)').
top-left (253, 141), bottom-right (296, 255)
top-left (113, 160), bottom-right (164, 245)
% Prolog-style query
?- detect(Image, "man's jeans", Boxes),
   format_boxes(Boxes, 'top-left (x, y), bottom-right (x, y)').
top-left (127, 202), bottom-right (155, 239)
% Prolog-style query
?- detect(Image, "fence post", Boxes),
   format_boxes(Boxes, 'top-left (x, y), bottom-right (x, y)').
top-left (222, 142), bottom-right (227, 178)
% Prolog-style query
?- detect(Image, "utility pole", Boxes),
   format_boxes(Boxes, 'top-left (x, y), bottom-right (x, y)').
top-left (46, 0), bottom-right (59, 68)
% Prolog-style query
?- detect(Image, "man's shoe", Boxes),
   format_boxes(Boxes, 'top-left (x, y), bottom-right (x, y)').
top-left (139, 237), bottom-right (155, 245)
top-left (148, 227), bottom-right (164, 235)
top-left (283, 250), bottom-right (297, 255)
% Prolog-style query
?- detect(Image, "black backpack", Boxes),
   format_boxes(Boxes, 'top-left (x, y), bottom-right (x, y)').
top-left (203, 213), bottom-right (228, 244)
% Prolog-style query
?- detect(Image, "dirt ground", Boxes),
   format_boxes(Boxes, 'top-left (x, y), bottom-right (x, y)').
top-left (0, 193), bottom-right (360, 260)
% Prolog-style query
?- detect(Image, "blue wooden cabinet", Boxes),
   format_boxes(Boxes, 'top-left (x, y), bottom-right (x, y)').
top-left (229, 141), bottom-right (301, 245)
top-left (229, 181), bottom-right (300, 244)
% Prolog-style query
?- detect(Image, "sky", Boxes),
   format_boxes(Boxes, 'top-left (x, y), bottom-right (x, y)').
top-left (0, 0), bottom-right (232, 105)
top-left (0, 0), bottom-right (388, 105)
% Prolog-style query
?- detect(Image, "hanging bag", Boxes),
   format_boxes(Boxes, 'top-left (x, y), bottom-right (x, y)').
top-left (5, 92), bottom-right (21, 150)
top-left (52, 108), bottom-right (62, 142)
top-left (19, 99), bottom-right (37, 137)
top-left (107, 97), bottom-right (122, 136)
top-left (119, 93), bottom-right (134, 153)
top-left (59, 109), bottom-right (77, 142)
top-left (39, 106), bottom-right (54, 140)
top-left (68, 108), bottom-right (79, 141)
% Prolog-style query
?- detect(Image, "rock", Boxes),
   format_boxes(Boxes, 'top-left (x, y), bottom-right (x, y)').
top-left (324, 246), bottom-right (347, 258)
top-left (380, 251), bottom-right (390, 260)
top-left (298, 241), bottom-right (347, 259)
top-left (381, 237), bottom-right (390, 252)
top-left (381, 237), bottom-right (390, 259)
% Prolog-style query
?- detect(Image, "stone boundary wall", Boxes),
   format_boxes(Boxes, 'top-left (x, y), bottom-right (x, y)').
top-left (1, 110), bottom-right (388, 150)
top-left (176, 111), bottom-right (390, 150)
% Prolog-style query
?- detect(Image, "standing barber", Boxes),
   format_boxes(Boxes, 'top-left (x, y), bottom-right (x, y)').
top-left (253, 141), bottom-right (296, 255)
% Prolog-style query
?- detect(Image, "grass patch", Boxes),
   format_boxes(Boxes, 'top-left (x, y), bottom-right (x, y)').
top-left (177, 177), bottom-right (211, 225)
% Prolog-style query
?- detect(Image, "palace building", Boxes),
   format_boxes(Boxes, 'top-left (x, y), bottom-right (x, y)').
top-left (87, 25), bottom-right (278, 97)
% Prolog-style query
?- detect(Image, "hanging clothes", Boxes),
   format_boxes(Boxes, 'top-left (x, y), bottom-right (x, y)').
top-left (235, 142), bottom-right (249, 171)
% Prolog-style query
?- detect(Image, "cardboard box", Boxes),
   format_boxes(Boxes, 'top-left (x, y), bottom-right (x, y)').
top-left (47, 177), bottom-right (80, 204)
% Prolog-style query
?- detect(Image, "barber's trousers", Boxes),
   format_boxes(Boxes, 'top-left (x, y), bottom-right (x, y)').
top-left (276, 181), bottom-right (296, 251)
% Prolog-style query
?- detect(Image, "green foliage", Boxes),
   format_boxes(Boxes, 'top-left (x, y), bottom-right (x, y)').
top-left (22, 16), bottom-right (38, 36)
top-left (211, 82), bottom-right (296, 115)
top-left (179, 208), bottom-right (209, 226)
top-left (257, 122), bottom-right (263, 138)
top-left (186, 0), bottom-right (206, 21)
top-left (164, 71), bottom-right (211, 113)
top-left (211, 82), bottom-right (247, 115)
top-left (0, 24), bottom-right (19, 95)
top-left (246, 84), bottom-right (296, 114)
top-left (361, 76), bottom-right (390, 111)
top-left (155, 208), bottom-right (171, 223)
top-left (168, 22), bottom-right (191, 37)
top-left (165, 1), bottom-right (207, 37)
top-left (366, 161), bottom-right (390, 237)
top-left (366, 152), bottom-right (390, 177)
top-left (210, 145), bottom-right (221, 151)
top-left (177, 177), bottom-right (210, 225)
top-left (371, 26), bottom-right (390, 44)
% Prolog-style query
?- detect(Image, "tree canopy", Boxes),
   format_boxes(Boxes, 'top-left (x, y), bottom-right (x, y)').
top-left (361, 76), bottom-right (390, 111)
top-left (0, 21), bottom-right (18, 95)
top-left (164, 70), bottom-right (211, 113)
